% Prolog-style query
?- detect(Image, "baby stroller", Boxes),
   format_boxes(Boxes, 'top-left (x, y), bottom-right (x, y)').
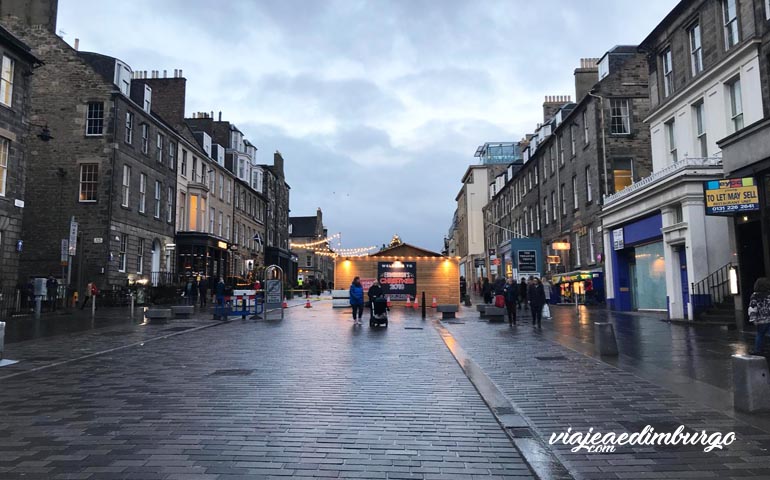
top-left (370, 296), bottom-right (388, 328)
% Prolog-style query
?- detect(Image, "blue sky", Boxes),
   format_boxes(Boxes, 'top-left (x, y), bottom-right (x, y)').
top-left (58, 0), bottom-right (678, 252)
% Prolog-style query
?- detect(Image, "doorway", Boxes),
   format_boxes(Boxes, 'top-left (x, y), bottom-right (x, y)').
top-left (151, 239), bottom-right (161, 286)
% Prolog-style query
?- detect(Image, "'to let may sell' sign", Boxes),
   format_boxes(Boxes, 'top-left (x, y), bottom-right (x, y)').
top-left (704, 177), bottom-right (759, 216)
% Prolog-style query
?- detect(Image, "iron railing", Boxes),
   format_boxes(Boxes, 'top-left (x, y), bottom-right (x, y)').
top-left (691, 262), bottom-right (734, 314)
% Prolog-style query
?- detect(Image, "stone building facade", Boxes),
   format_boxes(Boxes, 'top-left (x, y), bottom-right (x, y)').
top-left (263, 152), bottom-right (295, 282)
top-left (2, 18), bottom-right (177, 297)
top-left (0, 25), bottom-right (39, 291)
top-left (290, 208), bottom-right (334, 286)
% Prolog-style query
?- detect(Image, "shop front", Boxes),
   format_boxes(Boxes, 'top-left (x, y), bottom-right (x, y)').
top-left (551, 270), bottom-right (605, 305)
top-left (176, 232), bottom-right (230, 282)
top-left (607, 214), bottom-right (666, 312)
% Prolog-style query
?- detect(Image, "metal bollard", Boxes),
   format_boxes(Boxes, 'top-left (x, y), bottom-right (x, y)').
top-left (732, 354), bottom-right (770, 412)
top-left (92, 294), bottom-right (96, 316)
top-left (594, 322), bottom-right (618, 356)
top-left (130, 292), bottom-right (135, 318)
top-left (0, 321), bottom-right (4, 360)
top-left (34, 296), bottom-right (42, 320)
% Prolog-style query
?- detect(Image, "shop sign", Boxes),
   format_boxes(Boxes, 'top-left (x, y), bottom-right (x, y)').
top-left (217, 241), bottom-right (228, 249)
top-left (517, 250), bottom-right (537, 272)
top-left (378, 261), bottom-right (416, 301)
top-left (612, 229), bottom-right (624, 251)
top-left (553, 272), bottom-right (595, 283)
top-left (474, 258), bottom-right (485, 267)
top-left (546, 255), bottom-right (561, 264)
top-left (68, 219), bottom-right (78, 255)
top-left (704, 177), bottom-right (759, 215)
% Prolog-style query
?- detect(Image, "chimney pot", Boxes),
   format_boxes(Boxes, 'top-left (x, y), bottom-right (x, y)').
top-left (163, 69), bottom-right (167, 78)
top-left (74, 38), bottom-right (79, 50)
top-left (218, 111), bottom-right (222, 121)
top-left (179, 69), bottom-right (183, 77)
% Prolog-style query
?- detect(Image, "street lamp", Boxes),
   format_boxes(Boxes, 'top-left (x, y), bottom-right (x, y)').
top-left (28, 122), bottom-right (53, 142)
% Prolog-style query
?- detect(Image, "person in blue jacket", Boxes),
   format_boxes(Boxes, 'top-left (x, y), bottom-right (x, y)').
top-left (349, 276), bottom-right (364, 325)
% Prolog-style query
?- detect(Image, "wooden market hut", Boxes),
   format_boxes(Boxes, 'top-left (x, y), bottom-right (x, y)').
top-left (334, 243), bottom-right (461, 306)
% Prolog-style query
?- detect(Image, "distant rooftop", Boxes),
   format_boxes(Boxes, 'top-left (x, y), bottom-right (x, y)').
top-left (474, 142), bottom-right (522, 165)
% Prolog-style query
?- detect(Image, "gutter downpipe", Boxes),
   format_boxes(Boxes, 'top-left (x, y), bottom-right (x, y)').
top-left (587, 90), bottom-right (609, 202)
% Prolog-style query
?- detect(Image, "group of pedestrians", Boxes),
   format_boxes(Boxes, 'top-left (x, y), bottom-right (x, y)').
top-left (482, 276), bottom-right (550, 328)
top-left (183, 277), bottom-right (211, 307)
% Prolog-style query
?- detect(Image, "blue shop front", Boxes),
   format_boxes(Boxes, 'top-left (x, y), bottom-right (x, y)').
top-left (608, 213), bottom-right (667, 312)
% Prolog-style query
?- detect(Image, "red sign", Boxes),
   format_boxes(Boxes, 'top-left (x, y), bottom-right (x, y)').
top-left (493, 258), bottom-right (501, 265)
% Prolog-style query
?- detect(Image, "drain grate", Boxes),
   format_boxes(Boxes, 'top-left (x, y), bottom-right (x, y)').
top-left (162, 327), bottom-right (194, 332)
top-left (209, 369), bottom-right (254, 377)
top-left (404, 327), bottom-right (424, 330)
top-left (534, 355), bottom-right (568, 361)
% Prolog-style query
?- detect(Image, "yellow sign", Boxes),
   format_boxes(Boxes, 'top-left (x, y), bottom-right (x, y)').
top-left (546, 255), bottom-right (561, 264)
top-left (217, 241), bottom-right (228, 249)
top-left (704, 177), bottom-right (759, 215)
top-left (552, 242), bottom-right (571, 251)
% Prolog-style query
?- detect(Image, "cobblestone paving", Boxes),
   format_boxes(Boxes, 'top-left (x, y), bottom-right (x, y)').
top-left (442, 313), bottom-right (770, 480)
top-left (0, 304), bottom-right (534, 479)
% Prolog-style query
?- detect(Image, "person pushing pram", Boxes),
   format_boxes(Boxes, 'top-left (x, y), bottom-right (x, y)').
top-left (367, 279), bottom-right (388, 327)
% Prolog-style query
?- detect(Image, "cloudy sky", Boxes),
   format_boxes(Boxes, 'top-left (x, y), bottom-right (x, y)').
top-left (59, 0), bottom-right (677, 253)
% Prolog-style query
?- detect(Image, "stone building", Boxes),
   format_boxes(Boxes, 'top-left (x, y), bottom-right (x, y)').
top-left (290, 208), bottom-right (334, 287)
top-left (0, 25), bottom-right (40, 292)
top-left (263, 151), bottom-right (295, 281)
top-left (602, 0), bottom-right (764, 321)
top-left (1, 17), bottom-right (178, 297)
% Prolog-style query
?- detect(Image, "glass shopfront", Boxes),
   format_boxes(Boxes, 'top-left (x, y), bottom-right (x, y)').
top-left (631, 241), bottom-right (666, 310)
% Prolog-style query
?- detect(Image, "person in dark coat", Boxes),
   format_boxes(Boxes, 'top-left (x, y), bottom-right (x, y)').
top-left (518, 277), bottom-right (529, 310)
top-left (368, 280), bottom-right (383, 303)
top-left (503, 278), bottom-right (517, 326)
top-left (527, 277), bottom-right (547, 328)
top-left (459, 276), bottom-right (467, 299)
top-left (481, 278), bottom-right (492, 305)
top-left (198, 277), bottom-right (208, 307)
top-left (215, 278), bottom-right (226, 318)
top-left (190, 277), bottom-right (199, 305)
top-left (349, 276), bottom-right (364, 325)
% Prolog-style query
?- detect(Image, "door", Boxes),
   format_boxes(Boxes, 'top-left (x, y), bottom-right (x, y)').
top-left (629, 262), bottom-right (638, 310)
top-left (151, 240), bottom-right (161, 286)
top-left (678, 246), bottom-right (689, 319)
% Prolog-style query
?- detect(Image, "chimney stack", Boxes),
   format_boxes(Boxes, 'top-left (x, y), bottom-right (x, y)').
top-left (542, 95), bottom-right (572, 123)
top-left (574, 57), bottom-right (600, 102)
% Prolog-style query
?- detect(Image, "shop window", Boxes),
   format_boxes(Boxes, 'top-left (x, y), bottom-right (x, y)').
top-left (612, 158), bottom-right (634, 193)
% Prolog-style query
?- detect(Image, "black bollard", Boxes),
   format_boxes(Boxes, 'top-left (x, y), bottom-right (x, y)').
top-left (421, 292), bottom-right (426, 319)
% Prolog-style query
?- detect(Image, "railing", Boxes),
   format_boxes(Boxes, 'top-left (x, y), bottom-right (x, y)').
top-left (691, 262), bottom-right (734, 314)
top-left (150, 271), bottom-right (177, 287)
top-left (603, 156), bottom-right (723, 205)
top-left (0, 286), bottom-right (24, 321)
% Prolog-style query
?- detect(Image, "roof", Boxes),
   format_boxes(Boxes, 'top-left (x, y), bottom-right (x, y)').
top-left (639, 1), bottom-right (686, 51)
top-left (289, 216), bottom-right (317, 238)
top-left (0, 24), bottom-right (42, 66)
top-left (370, 243), bottom-right (444, 258)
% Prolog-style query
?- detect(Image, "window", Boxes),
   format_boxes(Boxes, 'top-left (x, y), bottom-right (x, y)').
top-left (86, 102), bottom-right (104, 136)
top-left (125, 112), bottom-right (134, 143)
top-left (552, 191), bottom-right (558, 220)
top-left (534, 165), bottom-right (539, 185)
top-left (585, 166), bottom-right (592, 203)
top-left (121, 165), bottom-right (131, 207)
top-left (219, 173), bottom-right (224, 199)
top-left (536, 206), bottom-right (540, 231)
top-left (570, 125), bottom-right (576, 156)
top-left (226, 180), bottom-right (231, 204)
top-left (192, 158), bottom-right (198, 183)
top-left (156, 134), bottom-right (164, 163)
top-left (549, 146), bottom-right (555, 174)
top-left (118, 234), bottom-right (128, 272)
top-left (560, 184), bottom-right (566, 216)
top-left (723, 0), bottom-right (739, 49)
top-left (234, 222), bottom-right (239, 245)
top-left (572, 175), bottom-right (578, 210)
top-left (662, 48), bottom-right (673, 98)
top-left (154, 180), bottom-right (161, 219)
top-left (728, 77), bottom-right (744, 132)
top-left (612, 158), bottom-right (634, 193)
top-left (689, 23), bottom-right (703, 75)
top-left (693, 101), bottom-right (708, 157)
top-left (79, 164), bottom-right (98, 202)
top-left (0, 55), bottom-right (14, 107)
top-left (306, 255), bottom-right (312, 267)
top-left (544, 197), bottom-right (549, 225)
top-left (138, 173), bottom-right (146, 213)
top-left (181, 150), bottom-right (187, 177)
top-left (610, 99), bottom-right (631, 134)
top-left (766, 0), bottom-right (770, 20)
top-left (167, 186), bottom-right (173, 223)
top-left (168, 142), bottom-right (176, 170)
top-left (209, 168), bottom-right (214, 190)
top-left (137, 238), bottom-right (144, 274)
top-left (141, 124), bottom-right (149, 154)
top-left (0, 137), bottom-right (8, 196)
top-left (588, 227), bottom-right (595, 263)
top-left (558, 135), bottom-right (564, 165)
top-left (209, 207), bottom-right (215, 234)
top-left (226, 215), bottom-right (231, 240)
top-left (583, 110), bottom-right (589, 144)
top-left (665, 119), bottom-right (677, 163)
top-left (179, 191), bottom-right (186, 230)
top-left (218, 211), bottom-right (223, 237)
top-left (543, 158), bottom-right (548, 180)
top-left (574, 233), bottom-right (581, 267)
top-left (674, 204), bottom-right (684, 223)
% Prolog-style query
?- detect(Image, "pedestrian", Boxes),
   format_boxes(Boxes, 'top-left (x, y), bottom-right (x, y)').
top-left (459, 276), bottom-right (467, 300)
top-left (190, 277), bottom-right (199, 305)
top-left (528, 277), bottom-right (547, 328)
top-left (518, 277), bottom-right (528, 310)
top-left (46, 274), bottom-right (58, 311)
top-left (349, 276), bottom-right (364, 325)
top-left (321, 279), bottom-right (327, 293)
top-left (749, 277), bottom-right (770, 355)
top-left (184, 278), bottom-right (194, 305)
top-left (481, 277), bottom-right (492, 305)
top-left (542, 277), bottom-right (553, 305)
top-left (503, 277), bottom-right (517, 326)
top-left (80, 281), bottom-right (98, 310)
top-left (215, 277), bottom-right (226, 319)
top-left (493, 277), bottom-right (506, 308)
top-left (198, 277), bottom-right (208, 307)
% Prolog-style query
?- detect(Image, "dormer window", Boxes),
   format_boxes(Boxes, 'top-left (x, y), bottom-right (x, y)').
top-left (114, 60), bottom-right (132, 96)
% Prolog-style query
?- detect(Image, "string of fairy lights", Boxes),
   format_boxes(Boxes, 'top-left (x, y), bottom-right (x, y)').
top-left (289, 231), bottom-right (378, 258)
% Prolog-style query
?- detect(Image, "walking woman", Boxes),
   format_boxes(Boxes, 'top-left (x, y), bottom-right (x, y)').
top-left (349, 276), bottom-right (365, 325)
top-left (749, 277), bottom-right (770, 355)
top-left (503, 277), bottom-right (517, 326)
top-left (528, 277), bottom-right (547, 328)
